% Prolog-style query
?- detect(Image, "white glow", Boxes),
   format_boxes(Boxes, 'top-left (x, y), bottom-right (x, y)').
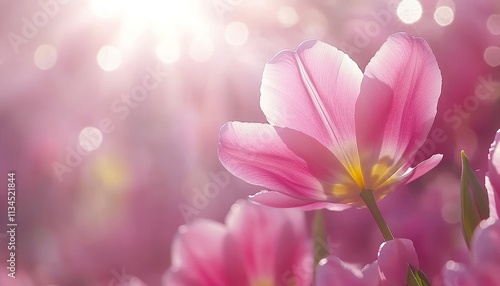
top-left (90, 0), bottom-right (120, 18)
top-left (189, 36), bottom-right (214, 62)
top-left (225, 22), bottom-right (249, 46)
top-left (79, 127), bottom-right (103, 152)
top-left (90, 0), bottom-right (208, 47)
top-left (487, 15), bottom-right (500, 35)
top-left (34, 45), bottom-right (58, 70)
top-left (445, 260), bottom-right (460, 271)
top-left (484, 46), bottom-right (500, 67)
top-left (434, 6), bottom-right (454, 26)
top-left (441, 203), bottom-right (460, 224)
top-left (97, 46), bottom-right (122, 71)
top-left (156, 39), bottom-right (180, 64)
top-left (397, 0), bottom-right (423, 24)
top-left (277, 6), bottom-right (299, 28)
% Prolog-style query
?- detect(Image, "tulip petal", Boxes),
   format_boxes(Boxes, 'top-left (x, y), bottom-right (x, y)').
top-left (261, 40), bottom-right (363, 168)
top-left (367, 154), bottom-right (442, 202)
top-left (486, 177), bottom-right (500, 220)
top-left (360, 262), bottom-right (381, 285)
top-left (441, 261), bottom-right (476, 286)
top-left (488, 129), bottom-right (500, 201)
top-left (225, 200), bottom-right (312, 286)
top-left (163, 269), bottom-right (203, 286)
top-left (355, 33), bottom-right (442, 189)
top-left (377, 238), bottom-right (419, 286)
top-left (316, 257), bottom-right (367, 286)
top-left (218, 121), bottom-right (356, 203)
top-left (169, 220), bottom-right (246, 285)
top-left (404, 154), bottom-right (443, 184)
top-left (249, 190), bottom-right (351, 211)
top-left (471, 218), bottom-right (500, 266)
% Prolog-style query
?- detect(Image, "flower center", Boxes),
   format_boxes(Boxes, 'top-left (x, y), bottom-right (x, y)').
top-left (334, 157), bottom-right (396, 197)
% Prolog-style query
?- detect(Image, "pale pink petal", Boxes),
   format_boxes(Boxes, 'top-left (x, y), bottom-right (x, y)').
top-left (168, 220), bottom-right (246, 285)
top-left (163, 269), bottom-right (203, 286)
top-left (377, 238), bottom-right (419, 286)
top-left (315, 257), bottom-right (367, 286)
top-left (260, 40), bottom-right (363, 167)
top-left (360, 262), bottom-right (381, 286)
top-left (485, 177), bottom-right (499, 220)
top-left (355, 33), bottom-right (442, 190)
top-left (367, 154), bottom-right (443, 202)
top-left (441, 261), bottom-right (476, 286)
top-left (218, 121), bottom-right (356, 203)
top-left (249, 190), bottom-right (351, 211)
top-left (471, 218), bottom-right (500, 266)
top-left (225, 200), bottom-right (312, 286)
top-left (488, 129), bottom-right (500, 198)
top-left (402, 154), bottom-right (443, 184)
top-left (474, 264), bottom-right (500, 285)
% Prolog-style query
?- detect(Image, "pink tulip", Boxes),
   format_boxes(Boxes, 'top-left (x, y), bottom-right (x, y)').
top-left (163, 200), bottom-right (312, 286)
top-left (218, 33), bottom-right (443, 209)
top-left (442, 218), bottom-right (500, 285)
top-left (487, 129), bottom-right (500, 219)
top-left (316, 238), bottom-right (420, 286)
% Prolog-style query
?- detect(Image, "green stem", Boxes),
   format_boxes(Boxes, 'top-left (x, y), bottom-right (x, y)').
top-left (312, 209), bottom-right (328, 286)
top-left (360, 189), bottom-right (394, 241)
top-left (360, 189), bottom-right (422, 286)
top-left (313, 209), bottom-right (328, 265)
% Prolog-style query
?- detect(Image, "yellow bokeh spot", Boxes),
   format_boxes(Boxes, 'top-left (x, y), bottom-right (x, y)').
top-left (74, 153), bottom-right (132, 239)
top-left (252, 278), bottom-right (274, 286)
top-left (94, 154), bottom-right (129, 191)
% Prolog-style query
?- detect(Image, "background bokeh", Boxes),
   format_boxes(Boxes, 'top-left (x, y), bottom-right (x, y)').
top-left (0, 0), bottom-right (499, 285)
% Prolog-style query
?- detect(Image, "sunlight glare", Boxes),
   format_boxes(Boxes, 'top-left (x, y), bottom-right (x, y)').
top-left (90, 0), bottom-right (208, 44)
top-left (79, 127), bottom-right (103, 152)
top-left (34, 45), bottom-right (58, 70)
top-left (156, 38), bottom-right (181, 64)
top-left (189, 36), bottom-right (214, 62)
top-left (225, 22), bottom-right (249, 46)
top-left (97, 46), bottom-right (122, 71)
top-left (397, 0), bottom-right (423, 24)
top-left (434, 6), bottom-right (454, 26)
top-left (487, 15), bottom-right (500, 35)
top-left (484, 46), bottom-right (500, 67)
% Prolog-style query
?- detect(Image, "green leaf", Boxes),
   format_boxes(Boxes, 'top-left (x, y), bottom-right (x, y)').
top-left (460, 151), bottom-right (483, 249)
top-left (407, 267), bottom-right (431, 286)
top-left (462, 151), bottom-right (489, 219)
top-left (415, 269), bottom-right (431, 286)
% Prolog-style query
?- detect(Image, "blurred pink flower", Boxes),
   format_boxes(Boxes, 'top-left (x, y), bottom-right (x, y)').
top-left (316, 238), bottom-right (419, 286)
top-left (441, 130), bottom-right (500, 285)
top-left (163, 200), bottom-right (312, 286)
top-left (219, 32), bottom-right (443, 209)
top-left (487, 129), bottom-right (500, 219)
top-left (442, 218), bottom-right (500, 285)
